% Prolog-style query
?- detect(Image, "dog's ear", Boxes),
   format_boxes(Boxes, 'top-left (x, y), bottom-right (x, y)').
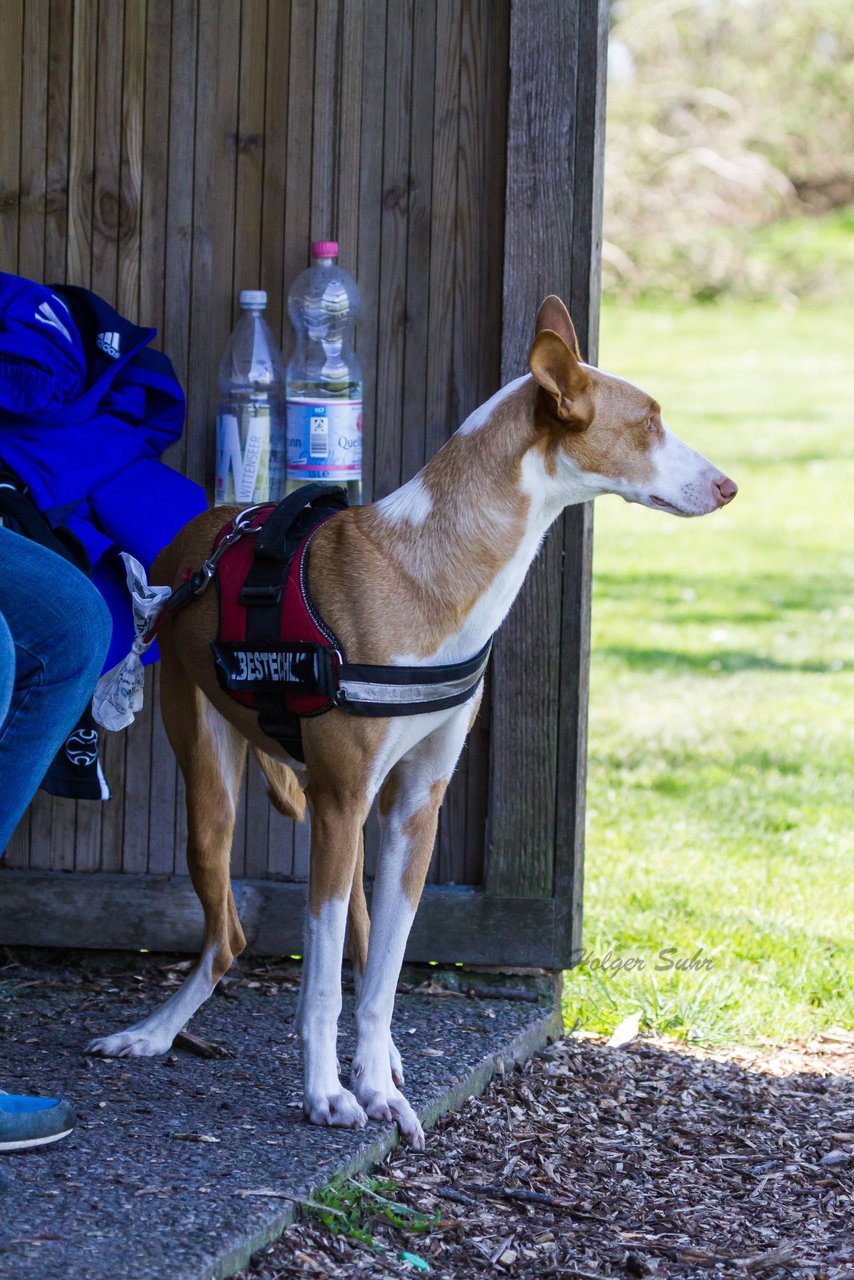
top-left (529, 328), bottom-right (591, 426)
top-left (535, 295), bottom-right (582, 360)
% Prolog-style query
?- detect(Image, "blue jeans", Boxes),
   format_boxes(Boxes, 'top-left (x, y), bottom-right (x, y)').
top-left (0, 527), bottom-right (112, 850)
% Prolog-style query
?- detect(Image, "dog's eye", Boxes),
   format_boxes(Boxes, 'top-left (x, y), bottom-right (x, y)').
top-left (646, 417), bottom-right (656, 431)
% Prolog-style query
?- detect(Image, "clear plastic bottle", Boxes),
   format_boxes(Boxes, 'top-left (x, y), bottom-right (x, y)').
top-left (214, 290), bottom-right (286, 506)
top-left (285, 241), bottom-right (363, 504)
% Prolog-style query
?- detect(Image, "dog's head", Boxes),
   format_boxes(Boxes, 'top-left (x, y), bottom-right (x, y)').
top-left (528, 296), bottom-right (737, 517)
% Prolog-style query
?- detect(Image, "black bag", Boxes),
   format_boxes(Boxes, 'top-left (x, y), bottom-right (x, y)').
top-left (0, 463), bottom-right (110, 800)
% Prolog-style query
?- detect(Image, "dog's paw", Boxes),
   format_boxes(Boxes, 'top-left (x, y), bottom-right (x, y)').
top-left (86, 1029), bottom-right (173, 1058)
top-left (304, 1089), bottom-right (368, 1130)
top-left (389, 1035), bottom-right (405, 1088)
top-left (352, 1079), bottom-right (425, 1149)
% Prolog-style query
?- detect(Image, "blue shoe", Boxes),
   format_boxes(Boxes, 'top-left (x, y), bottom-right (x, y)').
top-left (0, 1093), bottom-right (76, 1152)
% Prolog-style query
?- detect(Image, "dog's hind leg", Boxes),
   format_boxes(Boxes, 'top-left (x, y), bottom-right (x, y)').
top-left (346, 833), bottom-right (405, 1088)
top-left (88, 658), bottom-right (247, 1058)
top-left (346, 831), bottom-right (370, 981)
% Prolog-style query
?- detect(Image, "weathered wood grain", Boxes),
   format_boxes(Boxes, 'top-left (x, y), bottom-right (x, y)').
top-left (187, 0), bottom-right (241, 491)
top-left (487, 0), bottom-right (602, 960)
top-left (260, 0), bottom-right (291, 343)
top-left (268, 802), bottom-right (297, 882)
top-left (117, 0), bottom-right (145, 321)
top-left (461, 0), bottom-right (509, 888)
top-left (283, 0), bottom-right (316, 311)
top-left (66, 0), bottom-right (96, 286)
top-left (147, 673), bottom-right (177, 876)
top-left (354, 0), bottom-right (387, 500)
top-left (234, 0), bottom-right (268, 299)
top-left (554, 0), bottom-right (608, 965)
top-left (4, 818), bottom-right (29, 868)
top-left (18, 0), bottom-right (49, 281)
top-left (430, 0), bottom-right (462, 885)
top-left (0, 0), bottom-right (23, 272)
top-left (90, 0), bottom-right (124, 299)
top-left (372, 0), bottom-right (412, 500)
top-left (162, 0), bottom-right (198, 468)
top-left (399, 0), bottom-right (436, 488)
top-left (0, 870), bottom-right (562, 966)
top-left (311, 0), bottom-right (339, 244)
top-left (139, 0), bottom-right (171, 338)
top-left (333, 0), bottom-right (364, 285)
top-left (424, 0), bottom-right (460, 461)
top-left (244, 762), bottom-right (270, 882)
top-left (44, 0), bottom-right (73, 283)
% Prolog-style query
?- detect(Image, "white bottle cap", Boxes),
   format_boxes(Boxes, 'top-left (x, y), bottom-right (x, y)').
top-left (239, 289), bottom-right (267, 309)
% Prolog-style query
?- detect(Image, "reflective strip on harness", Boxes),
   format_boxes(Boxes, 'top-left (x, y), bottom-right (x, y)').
top-left (336, 639), bottom-right (492, 716)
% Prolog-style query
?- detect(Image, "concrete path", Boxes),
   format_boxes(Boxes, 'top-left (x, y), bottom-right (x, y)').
top-left (0, 954), bottom-right (560, 1280)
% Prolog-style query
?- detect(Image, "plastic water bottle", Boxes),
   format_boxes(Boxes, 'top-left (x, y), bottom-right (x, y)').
top-left (214, 290), bottom-right (286, 506)
top-left (285, 241), bottom-right (363, 504)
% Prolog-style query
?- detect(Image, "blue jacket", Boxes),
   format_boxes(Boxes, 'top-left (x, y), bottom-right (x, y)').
top-left (0, 273), bottom-right (207, 669)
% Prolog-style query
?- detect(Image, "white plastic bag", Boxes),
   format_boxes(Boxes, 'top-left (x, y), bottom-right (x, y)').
top-left (92, 553), bottom-right (172, 731)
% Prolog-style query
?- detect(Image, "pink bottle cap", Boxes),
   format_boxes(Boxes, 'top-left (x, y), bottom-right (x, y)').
top-left (311, 240), bottom-right (338, 259)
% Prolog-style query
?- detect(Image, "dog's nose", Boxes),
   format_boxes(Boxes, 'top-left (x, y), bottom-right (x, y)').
top-left (713, 476), bottom-right (738, 507)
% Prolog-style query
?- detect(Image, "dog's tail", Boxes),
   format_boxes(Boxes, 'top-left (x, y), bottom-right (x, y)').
top-left (251, 747), bottom-right (306, 822)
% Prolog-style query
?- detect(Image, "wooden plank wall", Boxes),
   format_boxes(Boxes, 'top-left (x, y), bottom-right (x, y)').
top-left (0, 0), bottom-right (509, 885)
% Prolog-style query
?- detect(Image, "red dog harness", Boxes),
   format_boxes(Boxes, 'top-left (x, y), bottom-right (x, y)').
top-left (150, 486), bottom-right (491, 762)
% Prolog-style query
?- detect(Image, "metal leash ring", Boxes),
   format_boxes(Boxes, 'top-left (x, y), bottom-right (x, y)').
top-left (193, 503), bottom-right (271, 594)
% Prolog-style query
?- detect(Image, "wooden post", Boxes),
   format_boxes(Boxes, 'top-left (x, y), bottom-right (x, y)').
top-left (487, 0), bottom-right (608, 965)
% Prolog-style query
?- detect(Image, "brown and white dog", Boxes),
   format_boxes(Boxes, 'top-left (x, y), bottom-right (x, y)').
top-left (88, 297), bottom-right (736, 1148)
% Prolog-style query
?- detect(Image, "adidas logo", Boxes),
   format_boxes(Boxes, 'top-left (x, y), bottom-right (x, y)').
top-left (96, 330), bottom-right (121, 358)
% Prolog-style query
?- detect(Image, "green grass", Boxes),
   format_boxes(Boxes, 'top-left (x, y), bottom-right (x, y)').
top-left (563, 301), bottom-right (854, 1045)
top-left (746, 206), bottom-right (854, 303)
top-left (302, 1177), bottom-right (438, 1255)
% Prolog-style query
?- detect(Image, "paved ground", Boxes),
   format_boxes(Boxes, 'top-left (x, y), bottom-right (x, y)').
top-left (0, 952), bottom-right (559, 1280)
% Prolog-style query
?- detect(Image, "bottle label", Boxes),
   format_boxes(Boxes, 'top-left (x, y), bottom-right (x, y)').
top-left (216, 408), bottom-right (271, 504)
top-left (286, 399), bottom-right (362, 482)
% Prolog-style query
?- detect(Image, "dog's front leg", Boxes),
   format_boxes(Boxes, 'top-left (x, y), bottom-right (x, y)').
top-left (347, 833), bottom-right (405, 1089)
top-left (350, 706), bottom-right (473, 1149)
top-left (299, 796), bottom-right (368, 1129)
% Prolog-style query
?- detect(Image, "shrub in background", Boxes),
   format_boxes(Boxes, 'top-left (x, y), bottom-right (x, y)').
top-left (605, 0), bottom-right (854, 303)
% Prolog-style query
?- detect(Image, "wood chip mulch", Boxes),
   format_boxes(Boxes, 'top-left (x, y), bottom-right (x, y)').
top-left (239, 1030), bottom-right (854, 1280)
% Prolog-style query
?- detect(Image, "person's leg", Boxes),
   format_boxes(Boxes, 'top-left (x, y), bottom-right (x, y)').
top-left (0, 527), bottom-right (112, 1155)
top-left (0, 608), bottom-right (13, 732)
top-left (0, 525), bottom-right (112, 849)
